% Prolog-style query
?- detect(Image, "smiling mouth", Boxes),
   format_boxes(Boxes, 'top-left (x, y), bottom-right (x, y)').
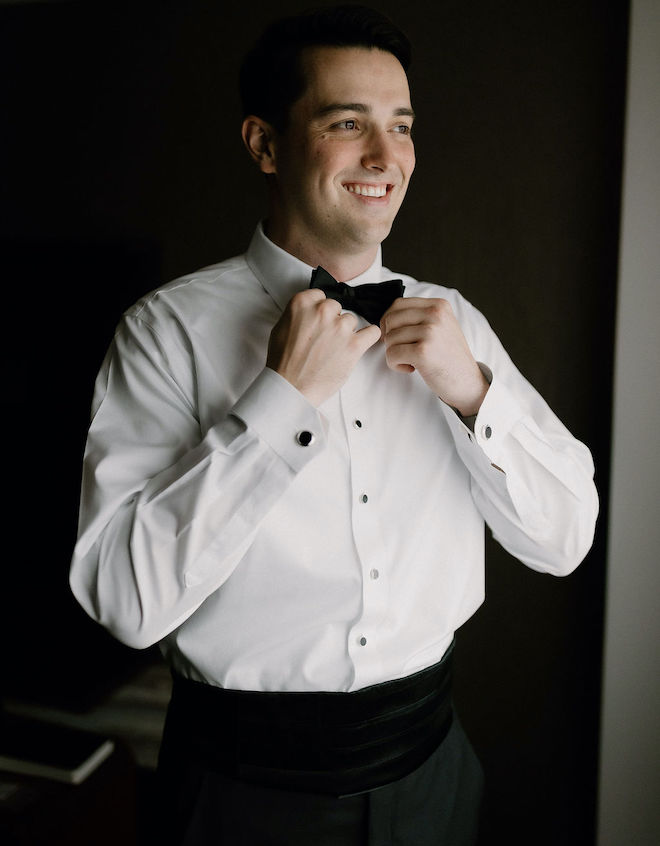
top-left (343, 183), bottom-right (392, 198)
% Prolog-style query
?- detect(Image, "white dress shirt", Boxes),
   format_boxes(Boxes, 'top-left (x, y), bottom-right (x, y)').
top-left (70, 223), bottom-right (598, 693)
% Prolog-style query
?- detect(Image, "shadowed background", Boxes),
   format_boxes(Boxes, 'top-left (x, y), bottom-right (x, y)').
top-left (1, 1), bottom-right (630, 843)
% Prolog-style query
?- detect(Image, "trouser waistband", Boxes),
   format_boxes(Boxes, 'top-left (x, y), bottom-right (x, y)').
top-left (160, 642), bottom-right (454, 797)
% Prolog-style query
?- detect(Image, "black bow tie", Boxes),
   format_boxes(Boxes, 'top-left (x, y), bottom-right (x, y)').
top-left (310, 266), bottom-right (405, 325)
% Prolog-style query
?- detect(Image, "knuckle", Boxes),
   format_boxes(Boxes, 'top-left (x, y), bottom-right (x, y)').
top-left (420, 324), bottom-right (436, 342)
top-left (290, 290), bottom-right (313, 310)
top-left (318, 298), bottom-right (341, 318)
top-left (428, 299), bottom-right (448, 320)
top-left (341, 312), bottom-right (358, 329)
top-left (417, 339), bottom-right (431, 357)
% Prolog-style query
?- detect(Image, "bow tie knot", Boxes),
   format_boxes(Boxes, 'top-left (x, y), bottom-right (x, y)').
top-left (310, 266), bottom-right (405, 325)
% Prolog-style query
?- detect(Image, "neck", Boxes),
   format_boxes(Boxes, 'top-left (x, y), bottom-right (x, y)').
top-left (264, 222), bottom-right (379, 282)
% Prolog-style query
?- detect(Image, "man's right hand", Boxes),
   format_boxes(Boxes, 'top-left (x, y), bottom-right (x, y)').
top-left (266, 289), bottom-right (381, 407)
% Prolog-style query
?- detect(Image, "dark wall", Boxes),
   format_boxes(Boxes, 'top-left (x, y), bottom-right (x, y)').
top-left (1, 1), bottom-right (628, 843)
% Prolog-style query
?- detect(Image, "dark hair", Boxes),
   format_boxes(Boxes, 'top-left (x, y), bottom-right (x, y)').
top-left (239, 4), bottom-right (411, 132)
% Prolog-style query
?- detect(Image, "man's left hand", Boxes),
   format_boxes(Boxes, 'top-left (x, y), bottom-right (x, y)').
top-left (381, 297), bottom-right (489, 416)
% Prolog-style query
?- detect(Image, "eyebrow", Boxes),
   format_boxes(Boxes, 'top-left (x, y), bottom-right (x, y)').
top-left (315, 102), bottom-right (416, 120)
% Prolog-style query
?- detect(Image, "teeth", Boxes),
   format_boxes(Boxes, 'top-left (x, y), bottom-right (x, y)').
top-left (346, 183), bottom-right (387, 197)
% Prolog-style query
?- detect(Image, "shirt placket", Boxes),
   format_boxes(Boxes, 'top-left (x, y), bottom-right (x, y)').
top-left (339, 376), bottom-right (391, 690)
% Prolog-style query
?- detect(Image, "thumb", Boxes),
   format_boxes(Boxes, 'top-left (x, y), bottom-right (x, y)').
top-left (353, 322), bottom-right (382, 355)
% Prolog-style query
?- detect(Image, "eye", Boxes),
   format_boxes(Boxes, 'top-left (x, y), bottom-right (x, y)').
top-left (393, 123), bottom-right (412, 135)
top-left (335, 119), bottom-right (358, 130)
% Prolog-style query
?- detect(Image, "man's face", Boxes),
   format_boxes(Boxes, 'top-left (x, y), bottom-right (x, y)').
top-left (267, 46), bottom-right (416, 272)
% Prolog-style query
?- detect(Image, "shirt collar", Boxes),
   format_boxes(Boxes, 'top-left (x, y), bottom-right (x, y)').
top-left (245, 221), bottom-right (384, 313)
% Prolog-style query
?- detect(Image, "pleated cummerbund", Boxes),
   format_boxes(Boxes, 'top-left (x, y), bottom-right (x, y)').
top-left (161, 641), bottom-right (454, 797)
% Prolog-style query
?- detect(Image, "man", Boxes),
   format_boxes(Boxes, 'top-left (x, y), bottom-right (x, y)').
top-left (70, 6), bottom-right (598, 844)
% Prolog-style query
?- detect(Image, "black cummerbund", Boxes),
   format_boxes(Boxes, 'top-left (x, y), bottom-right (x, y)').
top-left (161, 642), bottom-right (454, 797)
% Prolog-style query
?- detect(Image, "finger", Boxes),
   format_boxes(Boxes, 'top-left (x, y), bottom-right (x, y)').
top-left (381, 298), bottom-right (449, 333)
top-left (381, 304), bottom-right (434, 334)
top-left (339, 310), bottom-right (359, 330)
top-left (382, 324), bottom-right (431, 347)
top-left (385, 341), bottom-right (421, 372)
top-left (316, 296), bottom-right (344, 319)
top-left (388, 296), bottom-right (433, 309)
top-left (380, 295), bottom-right (411, 316)
top-left (290, 287), bottom-right (328, 309)
top-left (380, 296), bottom-right (427, 319)
top-left (353, 322), bottom-right (382, 354)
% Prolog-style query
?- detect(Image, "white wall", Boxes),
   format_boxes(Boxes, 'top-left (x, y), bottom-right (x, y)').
top-left (597, 1), bottom-right (660, 844)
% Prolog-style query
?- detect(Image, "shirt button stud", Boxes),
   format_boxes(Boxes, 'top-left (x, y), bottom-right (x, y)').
top-left (353, 419), bottom-right (363, 429)
top-left (361, 494), bottom-right (368, 503)
top-left (359, 636), bottom-right (367, 646)
top-left (482, 425), bottom-right (492, 440)
top-left (296, 430), bottom-right (315, 446)
top-left (370, 568), bottom-right (380, 580)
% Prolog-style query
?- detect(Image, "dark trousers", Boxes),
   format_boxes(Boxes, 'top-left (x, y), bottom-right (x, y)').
top-left (155, 713), bottom-right (483, 845)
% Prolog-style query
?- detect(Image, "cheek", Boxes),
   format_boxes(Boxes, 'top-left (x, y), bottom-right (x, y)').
top-left (312, 143), bottom-right (352, 177)
top-left (404, 145), bottom-right (416, 176)
top-left (311, 150), bottom-right (329, 174)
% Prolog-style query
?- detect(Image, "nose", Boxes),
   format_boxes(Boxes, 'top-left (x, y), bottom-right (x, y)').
top-left (360, 127), bottom-right (393, 172)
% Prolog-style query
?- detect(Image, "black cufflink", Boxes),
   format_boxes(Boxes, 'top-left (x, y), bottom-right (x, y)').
top-left (296, 430), bottom-right (315, 447)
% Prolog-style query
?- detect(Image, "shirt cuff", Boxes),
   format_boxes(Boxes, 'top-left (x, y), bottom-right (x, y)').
top-left (444, 364), bottom-right (525, 471)
top-left (231, 367), bottom-right (328, 473)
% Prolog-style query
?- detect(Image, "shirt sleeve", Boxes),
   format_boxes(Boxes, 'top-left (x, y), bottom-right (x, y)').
top-left (69, 314), bottom-right (327, 649)
top-left (438, 294), bottom-right (598, 577)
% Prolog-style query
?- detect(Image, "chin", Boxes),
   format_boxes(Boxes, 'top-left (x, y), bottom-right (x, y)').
top-left (348, 215), bottom-right (394, 241)
top-left (358, 222), bottom-right (394, 247)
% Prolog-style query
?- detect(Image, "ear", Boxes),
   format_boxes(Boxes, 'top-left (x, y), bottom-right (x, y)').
top-left (241, 115), bottom-right (277, 174)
